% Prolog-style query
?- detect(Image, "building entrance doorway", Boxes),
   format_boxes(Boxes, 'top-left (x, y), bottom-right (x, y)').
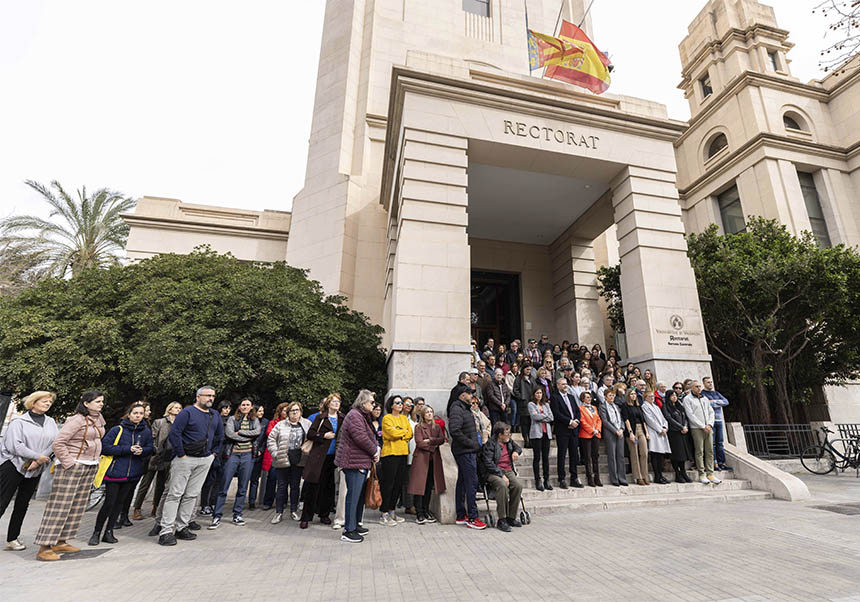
top-left (470, 270), bottom-right (522, 352)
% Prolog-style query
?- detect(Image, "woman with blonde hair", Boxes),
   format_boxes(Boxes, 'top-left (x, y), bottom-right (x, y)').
top-left (34, 390), bottom-right (106, 561)
top-left (407, 405), bottom-right (445, 524)
top-left (0, 391), bottom-right (59, 552)
top-left (133, 401), bottom-right (181, 520)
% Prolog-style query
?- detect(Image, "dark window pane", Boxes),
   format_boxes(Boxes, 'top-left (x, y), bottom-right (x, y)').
top-left (707, 134), bottom-right (728, 159)
top-left (798, 172), bottom-right (831, 248)
top-left (783, 115), bottom-right (801, 130)
top-left (768, 51), bottom-right (779, 71)
top-left (718, 185), bottom-right (745, 235)
top-left (700, 74), bottom-right (713, 98)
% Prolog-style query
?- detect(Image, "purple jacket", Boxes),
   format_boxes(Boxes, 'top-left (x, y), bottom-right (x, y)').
top-left (334, 407), bottom-right (378, 470)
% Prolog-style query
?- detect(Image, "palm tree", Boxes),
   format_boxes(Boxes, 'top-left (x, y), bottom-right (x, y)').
top-left (0, 180), bottom-right (136, 283)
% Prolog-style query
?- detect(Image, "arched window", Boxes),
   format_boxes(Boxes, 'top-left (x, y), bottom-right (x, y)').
top-left (783, 112), bottom-right (808, 132)
top-left (706, 134), bottom-right (728, 159)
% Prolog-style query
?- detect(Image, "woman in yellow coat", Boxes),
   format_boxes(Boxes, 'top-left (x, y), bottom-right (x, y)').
top-left (379, 395), bottom-right (413, 526)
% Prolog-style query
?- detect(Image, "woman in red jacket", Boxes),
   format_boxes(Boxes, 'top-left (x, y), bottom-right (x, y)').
top-left (578, 391), bottom-right (603, 487)
top-left (407, 405), bottom-right (446, 524)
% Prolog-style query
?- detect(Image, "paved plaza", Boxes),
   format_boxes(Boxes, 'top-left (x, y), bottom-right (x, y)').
top-left (2, 473), bottom-right (860, 602)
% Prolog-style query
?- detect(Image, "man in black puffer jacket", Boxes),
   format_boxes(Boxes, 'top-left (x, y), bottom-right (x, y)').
top-left (447, 384), bottom-right (486, 530)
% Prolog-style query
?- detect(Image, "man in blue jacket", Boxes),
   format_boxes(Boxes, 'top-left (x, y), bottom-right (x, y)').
top-left (158, 386), bottom-right (224, 546)
top-left (702, 377), bottom-right (731, 471)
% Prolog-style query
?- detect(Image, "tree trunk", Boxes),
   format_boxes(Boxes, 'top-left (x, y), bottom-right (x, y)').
top-left (751, 344), bottom-right (772, 423)
top-left (772, 360), bottom-right (796, 424)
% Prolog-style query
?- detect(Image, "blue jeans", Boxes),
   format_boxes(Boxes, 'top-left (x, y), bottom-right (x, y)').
top-left (510, 401), bottom-right (519, 427)
top-left (713, 421), bottom-right (726, 466)
top-left (454, 452), bottom-right (478, 520)
top-left (343, 468), bottom-right (368, 533)
top-left (214, 452), bottom-right (253, 519)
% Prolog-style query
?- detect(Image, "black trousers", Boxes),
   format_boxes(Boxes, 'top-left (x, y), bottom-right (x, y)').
top-left (415, 459), bottom-right (434, 516)
top-left (556, 431), bottom-right (580, 482)
top-left (274, 466), bottom-right (303, 514)
top-left (95, 480), bottom-right (137, 532)
top-left (531, 434), bottom-right (551, 481)
top-left (200, 459), bottom-right (223, 509)
top-left (650, 452), bottom-right (666, 478)
top-left (379, 455), bottom-right (407, 514)
top-left (579, 437), bottom-right (600, 481)
top-left (0, 460), bottom-right (41, 541)
top-left (300, 455), bottom-right (336, 521)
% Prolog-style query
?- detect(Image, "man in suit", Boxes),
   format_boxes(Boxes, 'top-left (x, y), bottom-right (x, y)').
top-left (549, 378), bottom-right (584, 489)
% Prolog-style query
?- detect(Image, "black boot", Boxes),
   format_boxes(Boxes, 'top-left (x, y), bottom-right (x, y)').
top-left (535, 479), bottom-right (545, 492)
top-left (102, 529), bottom-right (118, 544)
top-left (544, 478), bottom-right (553, 491)
top-left (119, 515), bottom-right (133, 527)
top-left (675, 469), bottom-right (685, 483)
top-left (88, 529), bottom-right (101, 546)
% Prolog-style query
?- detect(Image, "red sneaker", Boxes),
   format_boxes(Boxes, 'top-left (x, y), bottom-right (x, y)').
top-left (466, 518), bottom-right (487, 530)
top-left (455, 516), bottom-right (468, 525)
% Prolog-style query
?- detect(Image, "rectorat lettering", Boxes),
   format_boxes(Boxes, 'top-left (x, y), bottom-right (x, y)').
top-left (503, 120), bottom-right (599, 150)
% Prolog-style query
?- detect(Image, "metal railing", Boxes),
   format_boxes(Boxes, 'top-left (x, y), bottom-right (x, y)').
top-left (837, 424), bottom-right (860, 441)
top-left (742, 424), bottom-right (817, 459)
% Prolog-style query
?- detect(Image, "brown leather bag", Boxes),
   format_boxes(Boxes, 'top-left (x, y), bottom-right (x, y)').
top-left (364, 463), bottom-right (382, 509)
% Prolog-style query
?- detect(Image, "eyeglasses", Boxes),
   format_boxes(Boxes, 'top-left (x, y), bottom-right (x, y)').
top-left (393, 400), bottom-right (402, 405)
top-left (289, 409), bottom-right (301, 413)
top-left (673, 386), bottom-right (683, 390)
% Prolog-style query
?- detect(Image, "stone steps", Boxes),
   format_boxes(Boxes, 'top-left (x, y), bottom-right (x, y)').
top-left (516, 477), bottom-right (750, 500)
top-left (515, 489), bottom-right (773, 516)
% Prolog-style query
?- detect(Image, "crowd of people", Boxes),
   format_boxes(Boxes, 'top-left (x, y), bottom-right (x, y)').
top-left (0, 335), bottom-right (733, 556)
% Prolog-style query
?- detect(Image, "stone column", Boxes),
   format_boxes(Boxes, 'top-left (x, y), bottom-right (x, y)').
top-left (610, 166), bottom-right (711, 384)
top-left (551, 234), bottom-right (606, 348)
top-left (386, 129), bottom-right (473, 415)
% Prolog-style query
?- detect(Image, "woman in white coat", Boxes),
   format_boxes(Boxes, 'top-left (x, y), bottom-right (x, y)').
top-left (0, 391), bottom-right (60, 551)
top-left (641, 390), bottom-right (671, 484)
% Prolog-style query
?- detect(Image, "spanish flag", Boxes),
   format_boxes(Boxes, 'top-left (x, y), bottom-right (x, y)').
top-left (528, 29), bottom-right (585, 71)
top-left (544, 20), bottom-right (612, 95)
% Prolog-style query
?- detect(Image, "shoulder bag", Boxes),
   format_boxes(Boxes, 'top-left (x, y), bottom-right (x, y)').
top-left (364, 462), bottom-right (382, 510)
top-left (94, 426), bottom-right (123, 487)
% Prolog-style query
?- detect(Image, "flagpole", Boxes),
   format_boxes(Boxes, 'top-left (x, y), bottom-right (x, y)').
top-left (578, 0), bottom-right (595, 29)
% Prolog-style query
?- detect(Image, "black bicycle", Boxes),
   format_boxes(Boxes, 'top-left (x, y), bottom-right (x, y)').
top-left (800, 426), bottom-right (860, 476)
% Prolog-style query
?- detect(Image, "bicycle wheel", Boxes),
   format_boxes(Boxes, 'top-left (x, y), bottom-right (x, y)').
top-left (800, 445), bottom-right (836, 475)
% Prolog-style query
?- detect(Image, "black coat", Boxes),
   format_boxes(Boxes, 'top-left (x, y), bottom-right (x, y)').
top-left (549, 390), bottom-right (581, 435)
top-left (663, 401), bottom-right (693, 463)
top-left (448, 399), bottom-right (480, 456)
top-left (303, 412), bottom-right (344, 483)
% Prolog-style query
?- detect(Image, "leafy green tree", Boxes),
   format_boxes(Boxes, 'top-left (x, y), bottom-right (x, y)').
top-left (596, 264), bottom-right (624, 334)
top-left (687, 218), bottom-right (860, 423)
top-left (0, 248), bottom-right (387, 418)
top-left (0, 180), bottom-right (135, 287)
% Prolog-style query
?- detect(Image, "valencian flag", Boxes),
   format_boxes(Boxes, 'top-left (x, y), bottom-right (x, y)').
top-left (543, 20), bottom-right (612, 95)
top-left (528, 29), bottom-right (585, 71)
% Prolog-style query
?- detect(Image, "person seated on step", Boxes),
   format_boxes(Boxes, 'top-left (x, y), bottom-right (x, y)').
top-left (480, 422), bottom-right (524, 533)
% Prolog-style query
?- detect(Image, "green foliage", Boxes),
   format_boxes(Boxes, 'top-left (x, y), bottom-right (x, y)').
top-left (687, 218), bottom-right (860, 423)
top-left (0, 180), bottom-right (135, 293)
top-left (596, 264), bottom-right (624, 333)
top-left (0, 248), bottom-right (387, 418)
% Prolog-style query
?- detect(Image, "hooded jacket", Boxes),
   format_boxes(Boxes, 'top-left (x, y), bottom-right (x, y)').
top-left (102, 418), bottom-right (154, 481)
top-left (0, 411), bottom-right (59, 477)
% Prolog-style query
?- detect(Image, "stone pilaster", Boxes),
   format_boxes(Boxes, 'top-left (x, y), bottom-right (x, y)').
top-left (611, 166), bottom-right (711, 384)
top-left (550, 232), bottom-right (606, 348)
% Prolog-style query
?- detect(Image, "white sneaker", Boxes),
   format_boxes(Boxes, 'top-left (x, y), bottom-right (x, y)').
top-left (699, 476), bottom-right (710, 484)
top-left (707, 475), bottom-right (722, 484)
top-left (391, 513), bottom-right (406, 524)
top-left (290, 511), bottom-right (301, 521)
top-left (331, 519), bottom-right (344, 530)
top-left (379, 513), bottom-right (397, 527)
top-left (271, 513), bottom-right (283, 524)
top-left (4, 538), bottom-right (25, 551)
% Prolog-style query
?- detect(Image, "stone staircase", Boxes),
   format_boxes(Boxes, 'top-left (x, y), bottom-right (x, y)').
top-left (496, 434), bottom-right (773, 516)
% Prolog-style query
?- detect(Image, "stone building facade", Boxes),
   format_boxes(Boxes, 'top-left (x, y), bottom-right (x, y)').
top-left (123, 0), bottom-right (860, 419)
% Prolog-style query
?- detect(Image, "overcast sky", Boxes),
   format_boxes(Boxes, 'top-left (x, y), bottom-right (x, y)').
top-left (0, 1), bottom-right (834, 219)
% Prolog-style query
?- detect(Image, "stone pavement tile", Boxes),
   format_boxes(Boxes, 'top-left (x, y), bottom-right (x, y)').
top-left (4, 495), bottom-right (860, 602)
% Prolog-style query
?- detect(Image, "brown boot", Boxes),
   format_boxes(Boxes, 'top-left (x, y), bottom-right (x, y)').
top-left (37, 546), bottom-right (61, 561)
top-left (51, 541), bottom-right (80, 553)
top-left (132, 509), bottom-right (144, 521)
top-left (151, 506), bottom-right (157, 517)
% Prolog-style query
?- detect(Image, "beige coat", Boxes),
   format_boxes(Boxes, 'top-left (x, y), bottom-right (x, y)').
top-left (53, 412), bottom-right (106, 469)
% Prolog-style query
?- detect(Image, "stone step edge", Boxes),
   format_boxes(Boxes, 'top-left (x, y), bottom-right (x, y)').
top-left (517, 490), bottom-right (773, 514)
top-left (516, 480), bottom-right (752, 499)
